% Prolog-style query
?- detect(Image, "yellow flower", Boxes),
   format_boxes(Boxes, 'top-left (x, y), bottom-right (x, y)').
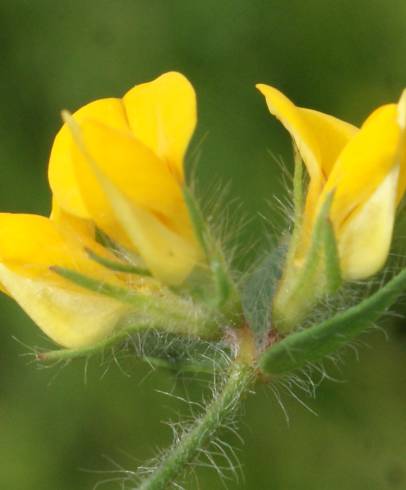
top-left (0, 212), bottom-right (132, 347)
top-left (0, 72), bottom-right (202, 348)
top-left (49, 71), bottom-right (201, 285)
top-left (257, 84), bottom-right (406, 281)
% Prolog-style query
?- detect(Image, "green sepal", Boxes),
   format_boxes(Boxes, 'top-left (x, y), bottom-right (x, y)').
top-left (37, 327), bottom-right (230, 375)
top-left (85, 247), bottom-right (151, 276)
top-left (323, 217), bottom-right (342, 294)
top-left (298, 192), bottom-right (335, 286)
top-left (183, 186), bottom-right (211, 260)
top-left (95, 227), bottom-right (144, 266)
top-left (183, 186), bottom-right (241, 319)
top-left (259, 268), bottom-right (406, 375)
top-left (292, 143), bottom-right (304, 227)
top-left (50, 266), bottom-right (148, 306)
top-left (36, 323), bottom-right (150, 362)
top-left (273, 193), bottom-right (343, 331)
top-left (50, 266), bottom-right (222, 339)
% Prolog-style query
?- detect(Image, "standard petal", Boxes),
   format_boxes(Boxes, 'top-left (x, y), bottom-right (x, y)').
top-left (257, 84), bottom-right (323, 182)
top-left (256, 84), bottom-right (357, 221)
top-left (123, 72), bottom-right (197, 180)
top-left (48, 98), bottom-right (130, 219)
top-left (299, 108), bottom-right (358, 176)
top-left (257, 83), bottom-right (356, 173)
top-left (67, 115), bottom-right (195, 245)
top-left (395, 89), bottom-right (406, 203)
top-left (338, 164), bottom-right (399, 280)
top-left (67, 137), bottom-right (201, 284)
top-left (323, 104), bottom-right (400, 227)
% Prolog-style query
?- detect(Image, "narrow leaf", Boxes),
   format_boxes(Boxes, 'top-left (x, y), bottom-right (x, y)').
top-left (259, 268), bottom-right (406, 375)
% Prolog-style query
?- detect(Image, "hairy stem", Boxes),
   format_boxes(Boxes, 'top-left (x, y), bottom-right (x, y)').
top-left (136, 362), bottom-right (255, 490)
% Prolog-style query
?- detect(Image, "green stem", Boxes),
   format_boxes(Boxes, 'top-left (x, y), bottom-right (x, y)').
top-left (136, 362), bottom-right (254, 490)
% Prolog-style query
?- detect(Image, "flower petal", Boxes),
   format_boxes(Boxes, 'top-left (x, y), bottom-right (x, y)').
top-left (324, 104), bottom-right (400, 227)
top-left (256, 84), bottom-right (357, 179)
top-left (101, 185), bottom-right (201, 285)
top-left (299, 108), bottom-right (358, 176)
top-left (0, 213), bottom-right (130, 347)
top-left (395, 89), bottom-right (406, 204)
top-left (68, 116), bottom-right (194, 244)
top-left (0, 213), bottom-right (85, 272)
top-left (49, 98), bottom-right (130, 219)
top-left (50, 199), bottom-right (95, 238)
top-left (257, 84), bottom-right (357, 225)
top-left (63, 114), bottom-right (201, 284)
top-left (0, 264), bottom-right (128, 348)
top-left (123, 72), bottom-right (196, 180)
top-left (338, 164), bottom-right (399, 280)
top-left (0, 213), bottom-right (119, 281)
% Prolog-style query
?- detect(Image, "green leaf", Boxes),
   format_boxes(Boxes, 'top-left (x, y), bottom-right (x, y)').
top-left (259, 268), bottom-right (406, 375)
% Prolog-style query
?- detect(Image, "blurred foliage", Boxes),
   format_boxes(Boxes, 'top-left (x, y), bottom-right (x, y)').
top-left (1, 1), bottom-right (406, 488)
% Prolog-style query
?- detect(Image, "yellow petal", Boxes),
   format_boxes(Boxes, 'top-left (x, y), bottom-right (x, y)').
top-left (299, 108), bottom-right (358, 176)
top-left (69, 117), bottom-right (189, 237)
top-left (395, 89), bottom-right (406, 203)
top-left (0, 264), bottom-right (128, 347)
top-left (257, 84), bottom-right (323, 182)
top-left (65, 112), bottom-right (197, 251)
top-left (63, 113), bottom-right (200, 284)
top-left (49, 98), bottom-right (130, 219)
top-left (338, 164), bottom-right (399, 280)
top-left (256, 84), bottom-right (357, 177)
top-left (0, 213), bottom-right (121, 284)
top-left (0, 213), bottom-right (131, 347)
top-left (324, 104), bottom-right (400, 227)
top-left (50, 199), bottom-right (95, 238)
top-left (0, 213), bottom-right (85, 272)
top-left (102, 184), bottom-right (201, 285)
top-left (256, 84), bottom-right (357, 225)
top-left (123, 72), bottom-right (196, 180)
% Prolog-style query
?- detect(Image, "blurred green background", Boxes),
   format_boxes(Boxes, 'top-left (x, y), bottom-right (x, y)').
top-left (1, 1), bottom-right (406, 488)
